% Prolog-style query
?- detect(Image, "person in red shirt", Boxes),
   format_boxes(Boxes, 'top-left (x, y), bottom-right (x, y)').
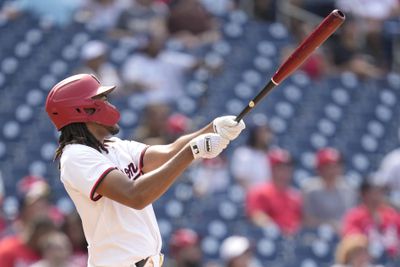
top-left (16, 175), bottom-right (64, 228)
top-left (0, 217), bottom-right (56, 267)
top-left (342, 179), bottom-right (400, 257)
top-left (167, 228), bottom-right (202, 267)
top-left (246, 148), bottom-right (302, 235)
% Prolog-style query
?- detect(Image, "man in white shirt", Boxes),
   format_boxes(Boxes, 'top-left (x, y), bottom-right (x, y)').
top-left (376, 147), bottom-right (400, 209)
top-left (45, 74), bottom-right (245, 267)
top-left (230, 116), bottom-right (273, 191)
top-left (121, 34), bottom-right (197, 104)
top-left (77, 40), bottom-right (123, 93)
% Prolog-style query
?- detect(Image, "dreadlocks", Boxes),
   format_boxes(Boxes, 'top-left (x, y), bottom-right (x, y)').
top-left (55, 123), bottom-right (109, 161)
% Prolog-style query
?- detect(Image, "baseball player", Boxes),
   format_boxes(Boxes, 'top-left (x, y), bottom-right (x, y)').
top-left (45, 74), bottom-right (245, 267)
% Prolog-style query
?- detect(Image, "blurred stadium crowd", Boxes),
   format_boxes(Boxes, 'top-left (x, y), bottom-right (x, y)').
top-left (0, 0), bottom-right (400, 266)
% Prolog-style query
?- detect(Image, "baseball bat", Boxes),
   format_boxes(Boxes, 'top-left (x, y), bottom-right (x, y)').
top-left (235, 9), bottom-right (345, 122)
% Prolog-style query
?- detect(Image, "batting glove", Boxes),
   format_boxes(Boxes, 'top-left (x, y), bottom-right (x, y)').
top-left (213, 115), bottom-right (246, 141)
top-left (190, 133), bottom-right (229, 159)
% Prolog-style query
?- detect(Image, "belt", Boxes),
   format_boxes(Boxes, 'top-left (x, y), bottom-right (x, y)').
top-left (135, 257), bottom-right (149, 267)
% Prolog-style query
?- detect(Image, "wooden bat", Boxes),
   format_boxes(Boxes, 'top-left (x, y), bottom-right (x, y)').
top-left (235, 9), bottom-right (345, 122)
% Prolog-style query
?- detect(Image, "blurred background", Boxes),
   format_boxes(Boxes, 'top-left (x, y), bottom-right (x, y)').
top-left (0, 0), bottom-right (400, 266)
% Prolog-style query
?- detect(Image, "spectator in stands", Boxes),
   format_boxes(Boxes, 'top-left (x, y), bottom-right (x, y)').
top-left (15, 176), bottom-right (64, 230)
top-left (328, 15), bottom-right (384, 79)
top-left (231, 115), bottom-right (273, 191)
top-left (167, 228), bottom-right (202, 267)
top-left (167, 0), bottom-right (220, 49)
top-left (336, 0), bottom-right (400, 66)
top-left (302, 148), bottom-right (356, 232)
top-left (77, 40), bottom-right (123, 94)
top-left (200, 0), bottom-right (236, 17)
top-left (220, 235), bottom-right (261, 267)
top-left (0, 0), bottom-right (83, 26)
top-left (112, 0), bottom-right (168, 38)
top-left (76, 0), bottom-right (129, 31)
top-left (133, 102), bottom-right (171, 144)
top-left (376, 144), bottom-right (400, 209)
top-left (0, 217), bottom-right (56, 267)
top-left (165, 112), bottom-right (192, 143)
top-left (61, 211), bottom-right (88, 267)
top-left (282, 21), bottom-right (328, 80)
top-left (121, 34), bottom-right (198, 104)
top-left (246, 148), bottom-right (302, 235)
top-left (30, 231), bottom-right (74, 267)
top-left (191, 155), bottom-right (230, 197)
top-left (333, 234), bottom-right (384, 267)
top-left (252, 0), bottom-right (278, 22)
top-left (342, 179), bottom-right (400, 258)
top-left (292, 0), bottom-right (335, 18)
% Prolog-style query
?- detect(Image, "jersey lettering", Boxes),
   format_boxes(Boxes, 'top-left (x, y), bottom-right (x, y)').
top-left (124, 162), bottom-right (139, 179)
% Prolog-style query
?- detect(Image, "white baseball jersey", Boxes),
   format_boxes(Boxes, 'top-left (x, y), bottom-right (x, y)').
top-left (60, 137), bottom-right (162, 267)
top-left (231, 146), bottom-right (271, 187)
top-left (377, 148), bottom-right (400, 191)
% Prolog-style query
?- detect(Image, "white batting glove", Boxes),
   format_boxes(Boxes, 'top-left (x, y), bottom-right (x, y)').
top-left (213, 115), bottom-right (246, 141)
top-left (190, 133), bottom-right (229, 159)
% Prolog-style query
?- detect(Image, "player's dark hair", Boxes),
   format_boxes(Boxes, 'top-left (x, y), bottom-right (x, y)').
top-left (247, 124), bottom-right (271, 148)
top-left (54, 123), bottom-right (109, 161)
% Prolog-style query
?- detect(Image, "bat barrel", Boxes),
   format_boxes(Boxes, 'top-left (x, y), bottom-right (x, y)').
top-left (235, 9), bottom-right (345, 122)
top-left (272, 9), bottom-right (345, 85)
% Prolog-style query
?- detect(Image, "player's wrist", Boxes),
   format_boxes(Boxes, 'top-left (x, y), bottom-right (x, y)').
top-left (189, 133), bottom-right (229, 159)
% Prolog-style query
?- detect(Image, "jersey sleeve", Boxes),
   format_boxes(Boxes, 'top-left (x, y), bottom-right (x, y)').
top-left (121, 139), bottom-right (149, 174)
top-left (60, 145), bottom-right (117, 201)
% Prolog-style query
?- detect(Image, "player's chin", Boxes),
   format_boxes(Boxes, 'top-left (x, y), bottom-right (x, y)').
top-left (107, 124), bottom-right (120, 135)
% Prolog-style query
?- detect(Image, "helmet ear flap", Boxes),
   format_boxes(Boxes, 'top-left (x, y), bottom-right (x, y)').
top-left (89, 101), bottom-right (120, 127)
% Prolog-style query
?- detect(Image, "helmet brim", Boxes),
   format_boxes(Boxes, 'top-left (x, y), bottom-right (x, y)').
top-left (95, 85), bottom-right (116, 97)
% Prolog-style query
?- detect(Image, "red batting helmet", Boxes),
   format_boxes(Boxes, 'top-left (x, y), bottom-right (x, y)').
top-left (268, 148), bottom-right (292, 166)
top-left (169, 228), bottom-right (199, 256)
top-left (45, 74), bottom-right (120, 130)
top-left (316, 147), bottom-right (341, 169)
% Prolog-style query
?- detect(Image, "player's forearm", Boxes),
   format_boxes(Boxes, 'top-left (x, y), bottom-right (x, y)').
top-left (130, 145), bottom-right (194, 209)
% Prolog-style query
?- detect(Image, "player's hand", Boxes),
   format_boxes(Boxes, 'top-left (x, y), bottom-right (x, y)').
top-left (190, 133), bottom-right (229, 159)
top-left (213, 115), bottom-right (246, 141)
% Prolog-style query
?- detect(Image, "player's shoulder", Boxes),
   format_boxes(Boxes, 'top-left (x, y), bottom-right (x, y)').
top-left (108, 137), bottom-right (144, 147)
top-left (106, 137), bottom-right (127, 150)
top-left (61, 144), bottom-right (104, 163)
top-left (62, 143), bottom-right (98, 155)
top-left (107, 136), bottom-right (123, 144)
top-left (107, 137), bottom-right (147, 153)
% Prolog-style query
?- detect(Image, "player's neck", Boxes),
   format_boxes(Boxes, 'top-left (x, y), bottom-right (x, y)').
top-left (86, 122), bottom-right (108, 143)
